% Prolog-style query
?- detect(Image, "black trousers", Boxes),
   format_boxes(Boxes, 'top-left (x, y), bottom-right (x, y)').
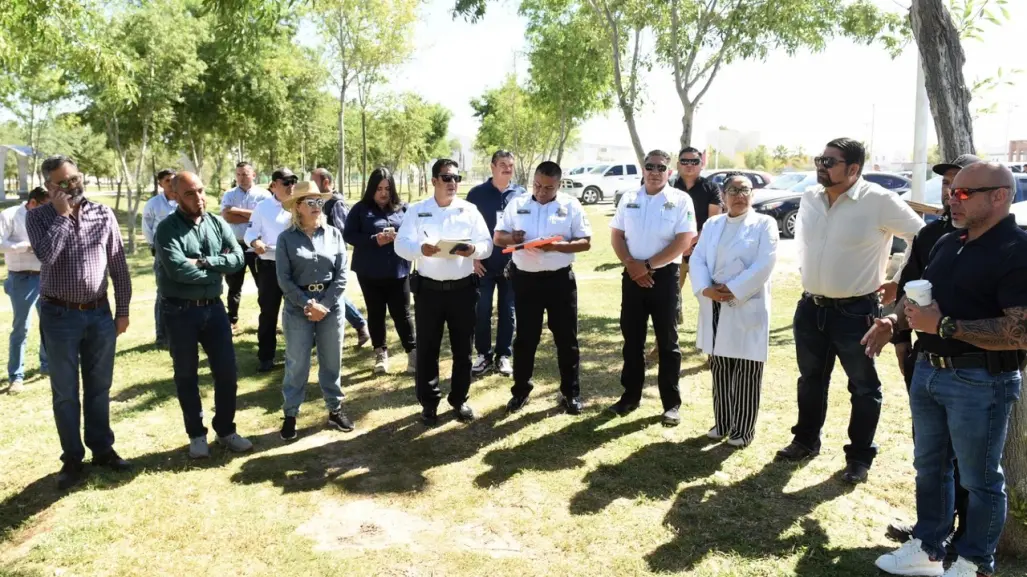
top-left (619, 264), bottom-right (682, 410)
top-left (225, 250), bottom-right (259, 325)
top-left (902, 342), bottom-right (968, 539)
top-left (357, 275), bottom-right (416, 352)
top-left (414, 279), bottom-right (478, 411)
top-left (256, 259), bottom-right (283, 362)
top-left (510, 266), bottom-right (580, 399)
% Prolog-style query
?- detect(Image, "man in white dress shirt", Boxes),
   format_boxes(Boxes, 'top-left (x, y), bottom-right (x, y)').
top-left (244, 168), bottom-right (296, 372)
top-left (775, 137), bottom-right (923, 485)
top-left (142, 168), bottom-right (178, 348)
top-left (609, 150), bottom-right (697, 426)
top-left (221, 161), bottom-right (272, 332)
top-left (0, 186), bottom-right (50, 392)
top-left (395, 159), bottom-right (492, 427)
top-left (494, 161), bottom-right (592, 415)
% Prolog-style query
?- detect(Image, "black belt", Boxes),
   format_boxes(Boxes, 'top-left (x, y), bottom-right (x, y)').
top-left (43, 296), bottom-right (108, 310)
top-left (164, 297), bottom-right (219, 307)
top-left (10, 270), bottom-right (40, 276)
top-left (920, 351), bottom-right (1025, 373)
top-left (511, 265), bottom-right (571, 277)
top-left (804, 292), bottom-right (878, 307)
top-left (420, 275), bottom-right (476, 292)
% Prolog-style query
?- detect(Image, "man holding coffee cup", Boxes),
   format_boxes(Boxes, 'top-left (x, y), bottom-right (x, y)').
top-left (867, 162), bottom-right (1027, 577)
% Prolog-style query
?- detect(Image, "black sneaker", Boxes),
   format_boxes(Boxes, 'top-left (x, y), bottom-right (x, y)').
top-left (257, 359), bottom-right (277, 373)
top-left (280, 416), bottom-right (297, 441)
top-left (608, 398), bottom-right (639, 417)
top-left (774, 442), bottom-right (820, 462)
top-left (327, 409), bottom-right (354, 432)
top-left (57, 461), bottom-right (85, 490)
top-left (92, 450), bottom-right (132, 472)
top-left (506, 395), bottom-right (529, 414)
top-left (454, 404), bottom-right (476, 423)
top-left (422, 407), bottom-right (439, 428)
top-left (841, 462), bottom-right (869, 485)
top-left (561, 396), bottom-right (584, 415)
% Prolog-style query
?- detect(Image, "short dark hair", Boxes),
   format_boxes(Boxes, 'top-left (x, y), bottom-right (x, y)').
top-left (826, 137), bottom-right (866, 174)
top-left (40, 155), bottom-right (76, 182)
top-left (236, 161), bottom-right (253, 169)
top-left (678, 146), bottom-right (702, 158)
top-left (491, 150), bottom-right (514, 164)
top-left (28, 186), bottom-right (49, 204)
top-left (721, 171), bottom-right (751, 188)
top-left (156, 168), bottom-right (177, 181)
top-left (361, 168), bottom-right (401, 212)
top-left (432, 158), bottom-right (459, 178)
top-left (535, 161), bottom-right (562, 180)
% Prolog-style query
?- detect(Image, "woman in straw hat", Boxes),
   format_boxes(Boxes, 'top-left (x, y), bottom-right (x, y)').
top-left (275, 181), bottom-right (355, 441)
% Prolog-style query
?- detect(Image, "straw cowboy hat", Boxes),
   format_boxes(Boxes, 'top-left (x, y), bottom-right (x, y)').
top-left (282, 180), bottom-right (333, 210)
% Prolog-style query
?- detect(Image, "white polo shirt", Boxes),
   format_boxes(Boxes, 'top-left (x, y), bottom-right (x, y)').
top-left (609, 185), bottom-right (697, 266)
top-left (394, 195), bottom-right (493, 281)
top-left (496, 192), bottom-right (592, 272)
top-left (244, 196), bottom-right (292, 262)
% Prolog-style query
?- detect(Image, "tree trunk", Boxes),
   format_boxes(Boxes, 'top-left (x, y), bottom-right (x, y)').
top-left (360, 106), bottom-right (368, 184)
top-left (338, 83), bottom-right (347, 194)
top-left (910, 0), bottom-right (976, 159)
top-left (587, 0), bottom-right (645, 166)
top-left (1001, 390), bottom-right (1027, 557)
top-left (679, 102), bottom-right (697, 150)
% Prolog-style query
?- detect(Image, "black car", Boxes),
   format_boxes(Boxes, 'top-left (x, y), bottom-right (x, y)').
top-left (750, 172), bottom-right (817, 238)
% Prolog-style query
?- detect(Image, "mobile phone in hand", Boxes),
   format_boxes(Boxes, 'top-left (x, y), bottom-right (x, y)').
top-left (450, 243), bottom-right (472, 254)
top-left (383, 226), bottom-right (395, 234)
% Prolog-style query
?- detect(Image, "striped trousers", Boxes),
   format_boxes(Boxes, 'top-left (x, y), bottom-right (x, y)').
top-left (709, 301), bottom-right (765, 446)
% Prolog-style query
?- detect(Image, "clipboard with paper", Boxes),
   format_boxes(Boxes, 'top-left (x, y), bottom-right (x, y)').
top-left (501, 235), bottom-right (563, 254)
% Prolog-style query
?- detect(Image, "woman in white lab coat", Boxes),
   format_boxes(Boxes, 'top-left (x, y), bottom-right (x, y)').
top-left (691, 173), bottom-right (778, 448)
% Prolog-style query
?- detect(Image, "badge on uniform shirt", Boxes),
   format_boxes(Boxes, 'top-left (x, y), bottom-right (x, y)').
top-left (556, 207), bottom-right (568, 217)
top-left (418, 212), bottom-right (433, 217)
top-left (663, 201), bottom-right (676, 209)
top-left (517, 209), bottom-right (531, 214)
top-left (626, 203), bottom-right (640, 209)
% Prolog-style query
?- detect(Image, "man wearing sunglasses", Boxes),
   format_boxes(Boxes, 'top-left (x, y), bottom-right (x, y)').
top-left (142, 168), bottom-right (178, 349)
top-left (221, 162), bottom-right (271, 334)
top-left (245, 168), bottom-right (297, 372)
top-left (395, 159), bottom-right (492, 427)
top-left (26, 155), bottom-right (133, 489)
top-left (609, 149), bottom-right (697, 426)
top-left (869, 162), bottom-right (1026, 577)
top-left (776, 138), bottom-right (924, 485)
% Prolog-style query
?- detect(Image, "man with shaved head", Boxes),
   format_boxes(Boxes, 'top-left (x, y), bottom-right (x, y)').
top-left (155, 171), bottom-right (253, 459)
top-left (867, 162), bottom-right (1027, 577)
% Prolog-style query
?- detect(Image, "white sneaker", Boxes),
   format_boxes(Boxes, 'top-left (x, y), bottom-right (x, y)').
top-left (373, 348), bottom-right (389, 375)
top-left (942, 557), bottom-right (980, 577)
top-left (497, 356), bottom-right (513, 377)
top-left (707, 427), bottom-right (725, 440)
top-left (405, 349), bottom-right (417, 374)
top-left (471, 354), bottom-right (491, 375)
top-left (726, 437), bottom-right (748, 448)
top-left (216, 433), bottom-right (253, 453)
top-left (8, 379), bottom-right (25, 394)
top-left (188, 436), bottom-right (209, 459)
top-left (875, 539), bottom-right (944, 576)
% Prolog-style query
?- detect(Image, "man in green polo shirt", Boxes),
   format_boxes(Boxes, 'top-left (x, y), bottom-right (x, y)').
top-left (155, 171), bottom-right (253, 459)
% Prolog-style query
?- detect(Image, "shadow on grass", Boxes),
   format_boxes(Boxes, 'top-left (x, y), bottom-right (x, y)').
top-left (592, 262), bottom-right (623, 273)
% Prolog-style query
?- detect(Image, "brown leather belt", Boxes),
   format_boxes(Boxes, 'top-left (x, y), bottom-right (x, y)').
top-left (42, 296), bottom-right (108, 311)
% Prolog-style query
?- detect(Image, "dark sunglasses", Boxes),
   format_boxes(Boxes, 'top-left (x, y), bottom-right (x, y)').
top-left (725, 185), bottom-right (752, 196)
top-left (813, 156), bottom-right (846, 169)
top-left (678, 158), bottom-right (701, 166)
top-left (439, 174), bottom-right (463, 183)
top-left (950, 185), bottom-right (1007, 202)
top-left (644, 163), bottom-right (667, 173)
top-left (277, 177), bottom-right (298, 186)
top-left (303, 198), bottom-right (326, 208)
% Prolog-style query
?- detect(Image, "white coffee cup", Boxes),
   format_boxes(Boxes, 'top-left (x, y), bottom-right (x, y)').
top-left (905, 279), bottom-right (933, 306)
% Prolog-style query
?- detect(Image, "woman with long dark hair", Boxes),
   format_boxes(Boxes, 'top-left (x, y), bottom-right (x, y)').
top-left (343, 168), bottom-right (415, 375)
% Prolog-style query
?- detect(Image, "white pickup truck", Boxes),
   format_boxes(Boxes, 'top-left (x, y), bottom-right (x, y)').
top-left (560, 162), bottom-right (641, 204)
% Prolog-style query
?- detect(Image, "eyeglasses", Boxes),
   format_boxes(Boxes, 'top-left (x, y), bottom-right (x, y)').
top-left (303, 198), bottom-right (326, 208)
top-left (813, 156), bottom-right (846, 169)
top-left (950, 185), bottom-right (1007, 202)
top-left (55, 175), bottom-right (82, 190)
top-left (439, 174), bottom-right (463, 183)
top-left (644, 163), bottom-right (667, 173)
top-left (725, 185), bottom-right (753, 196)
top-left (678, 158), bottom-right (701, 167)
top-left (277, 177), bottom-right (298, 186)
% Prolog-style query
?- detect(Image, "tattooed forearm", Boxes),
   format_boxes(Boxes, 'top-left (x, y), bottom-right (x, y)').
top-left (954, 306), bottom-right (1027, 351)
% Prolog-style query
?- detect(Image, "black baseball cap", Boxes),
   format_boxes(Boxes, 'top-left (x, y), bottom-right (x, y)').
top-left (932, 154), bottom-right (981, 176)
top-left (271, 168), bottom-right (297, 184)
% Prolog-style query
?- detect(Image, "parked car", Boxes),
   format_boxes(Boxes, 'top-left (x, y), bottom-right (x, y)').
top-left (704, 169), bottom-right (774, 190)
top-left (566, 164), bottom-right (600, 176)
top-left (862, 171), bottom-right (912, 196)
top-left (560, 162), bottom-right (640, 204)
top-left (750, 172), bottom-right (817, 239)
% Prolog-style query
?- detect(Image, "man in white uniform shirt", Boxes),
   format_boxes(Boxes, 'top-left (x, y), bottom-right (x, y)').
top-left (776, 137), bottom-right (923, 484)
top-left (495, 161), bottom-right (592, 415)
top-left (142, 168), bottom-right (178, 348)
top-left (244, 168), bottom-right (296, 373)
top-left (395, 159), bottom-right (492, 427)
top-left (0, 186), bottom-right (50, 392)
top-left (221, 161), bottom-right (272, 332)
top-left (609, 150), bottom-right (697, 426)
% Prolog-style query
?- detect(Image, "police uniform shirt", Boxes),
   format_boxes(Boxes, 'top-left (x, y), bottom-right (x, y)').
top-left (497, 192), bottom-right (592, 272)
top-left (394, 195), bottom-right (493, 281)
top-left (917, 215), bottom-right (1027, 357)
top-left (609, 185), bottom-right (697, 265)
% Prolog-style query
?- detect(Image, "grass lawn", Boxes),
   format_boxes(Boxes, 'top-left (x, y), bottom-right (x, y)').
top-left (1, 197), bottom-right (1025, 576)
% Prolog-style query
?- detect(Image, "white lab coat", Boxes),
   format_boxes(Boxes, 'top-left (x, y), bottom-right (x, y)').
top-left (691, 210), bottom-right (778, 363)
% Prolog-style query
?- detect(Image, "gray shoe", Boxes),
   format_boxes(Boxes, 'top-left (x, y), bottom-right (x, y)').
top-left (406, 349), bottom-right (417, 374)
top-left (373, 347), bottom-right (389, 375)
top-left (216, 433), bottom-right (253, 453)
top-left (189, 436), bottom-right (210, 459)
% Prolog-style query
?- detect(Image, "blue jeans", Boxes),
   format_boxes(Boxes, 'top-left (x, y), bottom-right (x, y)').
top-left (344, 296), bottom-right (366, 330)
top-left (282, 306), bottom-right (344, 417)
top-left (153, 259), bottom-right (166, 344)
top-left (910, 358), bottom-right (1021, 575)
top-left (4, 272), bottom-right (48, 380)
top-left (164, 299), bottom-right (238, 438)
top-left (791, 294), bottom-right (883, 466)
top-left (39, 301), bottom-right (116, 464)
top-left (475, 273), bottom-right (514, 359)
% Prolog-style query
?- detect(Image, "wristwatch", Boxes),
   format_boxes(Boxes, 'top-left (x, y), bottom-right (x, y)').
top-left (937, 316), bottom-right (957, 339)
top-left (644, 259), bottom-right (653, 271)
top-left (196, 257), bottom-right (209, 269)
